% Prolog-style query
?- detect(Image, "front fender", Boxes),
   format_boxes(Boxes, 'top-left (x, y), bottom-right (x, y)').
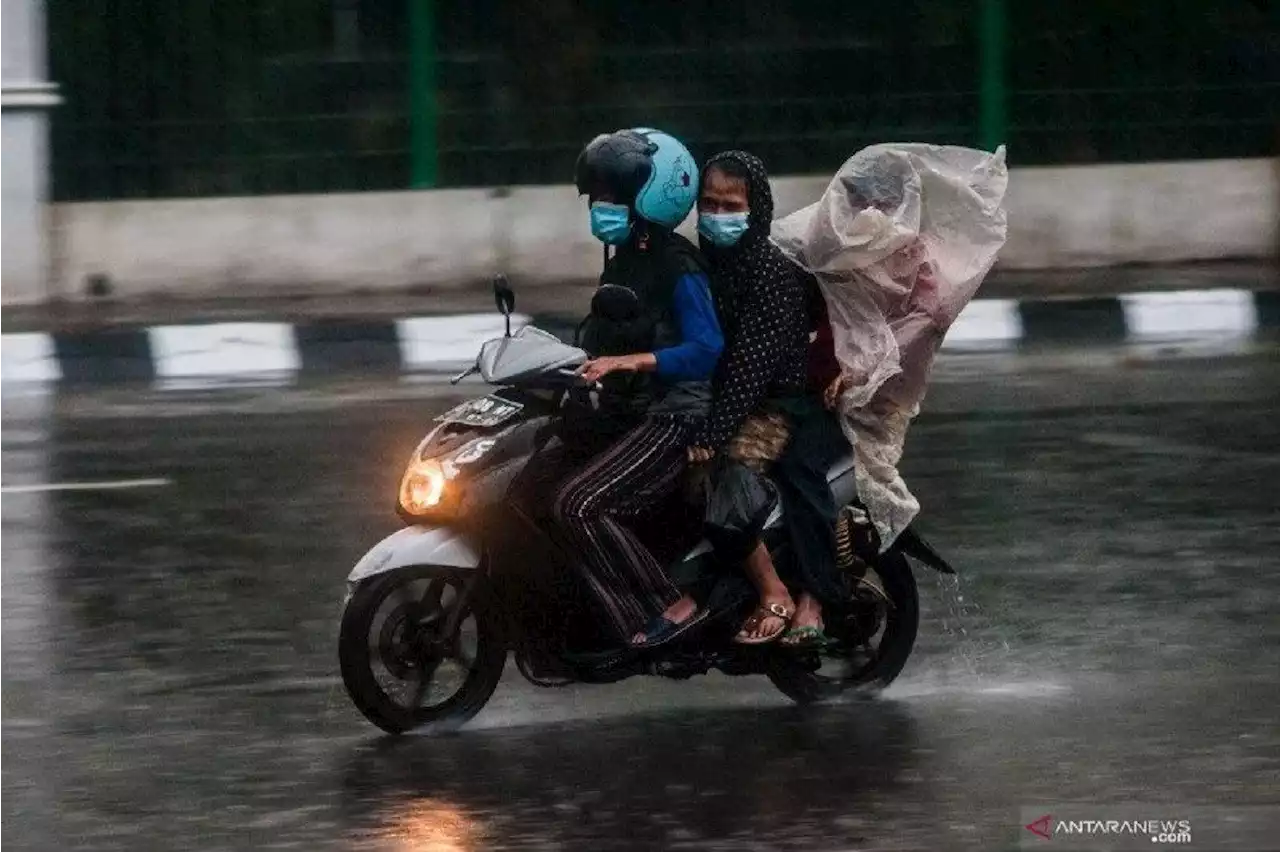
top-left (347, 525), bottom-right (481, 584)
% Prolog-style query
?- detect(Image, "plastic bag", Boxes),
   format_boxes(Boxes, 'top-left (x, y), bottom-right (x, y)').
top-left (690, 458), bottom-right (779, 564)
top-left (773, 143), bottom-right (1009, 548)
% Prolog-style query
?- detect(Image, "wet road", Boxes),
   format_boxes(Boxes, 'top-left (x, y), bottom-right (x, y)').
top-left (3, 349), bottom-right (1279, 851)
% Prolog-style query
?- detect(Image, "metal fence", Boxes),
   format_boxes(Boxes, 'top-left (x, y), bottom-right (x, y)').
top-left (49, 0), bottom-right (1280, 201)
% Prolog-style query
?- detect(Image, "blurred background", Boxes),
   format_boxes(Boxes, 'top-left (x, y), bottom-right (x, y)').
top-left (42, 0), bottom-right (1280, 196)
top-left (3, 0), bottom-right (1279, 307)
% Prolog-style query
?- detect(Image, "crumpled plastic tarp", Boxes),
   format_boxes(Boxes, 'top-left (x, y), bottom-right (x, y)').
top-left (772, 143), bottom-right (1009, 548)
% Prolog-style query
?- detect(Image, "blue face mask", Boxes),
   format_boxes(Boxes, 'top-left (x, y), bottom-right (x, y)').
top-left (698, 212), bottom-right (750, 247)
top-left (590, 202), bottom-right (632, 245)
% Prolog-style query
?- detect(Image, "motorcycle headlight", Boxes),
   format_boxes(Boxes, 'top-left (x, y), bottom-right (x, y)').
top-left (399, 457), bottom-right (452, 517)
top-left (396, 436), bottom-right (498, 520)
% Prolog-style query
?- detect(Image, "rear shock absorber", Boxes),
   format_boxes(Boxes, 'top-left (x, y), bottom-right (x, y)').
top-left (836, 505), bottom-right (892, 604)
top-left (835, 505), bottom-right (876, 570)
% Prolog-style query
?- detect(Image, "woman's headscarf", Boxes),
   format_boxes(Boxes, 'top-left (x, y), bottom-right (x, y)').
top-left (699, 150), bottom-right (783, 324)
top-left (694, 150), bottom-right (812, 452)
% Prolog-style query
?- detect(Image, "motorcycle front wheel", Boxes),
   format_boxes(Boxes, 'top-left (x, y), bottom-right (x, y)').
top-left (338, 567), bottom-right (506, 735)
top-left (767, 550), bottom-right (920, 704)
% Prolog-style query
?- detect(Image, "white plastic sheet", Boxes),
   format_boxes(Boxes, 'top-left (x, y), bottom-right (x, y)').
top-left (773, 143), bottom-right (1009, 547)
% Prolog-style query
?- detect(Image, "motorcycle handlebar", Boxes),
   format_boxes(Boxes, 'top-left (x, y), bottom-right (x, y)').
top-left (446, 365), bottom-right (599, 392)
top-left (557, 368), bottom-right (603, 392)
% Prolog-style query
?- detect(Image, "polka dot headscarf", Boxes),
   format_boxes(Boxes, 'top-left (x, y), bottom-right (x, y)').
top-left (694, 150), bottom-right (811, 451)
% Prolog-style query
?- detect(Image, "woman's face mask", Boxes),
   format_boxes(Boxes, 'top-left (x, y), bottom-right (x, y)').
top-left (698, 212), bottom-right (750, 247)
top-left (589, 202), bottom-right (632, 245)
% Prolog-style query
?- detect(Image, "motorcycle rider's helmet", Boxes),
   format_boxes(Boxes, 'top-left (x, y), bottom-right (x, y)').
top-left (574, 128), bottom-right (698, 229)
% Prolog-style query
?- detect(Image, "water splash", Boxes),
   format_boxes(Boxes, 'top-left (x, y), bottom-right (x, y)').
top-left (923, 570), bottom-right (1021, 687)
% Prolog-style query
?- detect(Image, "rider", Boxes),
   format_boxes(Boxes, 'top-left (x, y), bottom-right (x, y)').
top-left (770, 273), bottom-right (889, 648)
top-left (655, 151), bottom-right (889, 649)
top-left (676, 150), bottom-right (814, 645)
top-left (515, 128), bottom-right (724, 650)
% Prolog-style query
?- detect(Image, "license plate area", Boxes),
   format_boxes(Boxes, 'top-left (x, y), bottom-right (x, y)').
top-left (434, 395), bottom-right (524, 428)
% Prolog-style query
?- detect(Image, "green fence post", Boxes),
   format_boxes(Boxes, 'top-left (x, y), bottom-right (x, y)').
top-left (409, 0), bottom-right (438, 188)
top-left (978, 0), bottom-right (1007, 151)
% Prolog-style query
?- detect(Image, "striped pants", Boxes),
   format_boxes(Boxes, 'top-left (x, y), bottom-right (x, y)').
top-left (513, 415), bottom-right (695, 642)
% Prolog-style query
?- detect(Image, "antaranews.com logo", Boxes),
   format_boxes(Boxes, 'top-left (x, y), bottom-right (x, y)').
top-left (1020, 804), bottom-right (1278, 850)
top-left (1024, 813), bottom-right (1192, 845)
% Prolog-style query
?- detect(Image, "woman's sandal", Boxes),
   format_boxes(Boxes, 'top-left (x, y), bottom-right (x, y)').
top-left (733, 602), bottom-right (794, 645)
top-left (630, 607), bottom-right (709, 650)
top-left (780, 624), bottom-right (831, 649)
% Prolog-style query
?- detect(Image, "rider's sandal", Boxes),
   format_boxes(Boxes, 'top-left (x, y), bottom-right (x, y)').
top-left (780, 625), bottom-right (830, 649)
top-left (630, 607), bottom-right (709, 651)
top-left (733, 602), bottom-right (793, 645)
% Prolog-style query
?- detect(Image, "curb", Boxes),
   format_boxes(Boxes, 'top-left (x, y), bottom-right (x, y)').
top-left (3, 290), bottom-right (1276, 385)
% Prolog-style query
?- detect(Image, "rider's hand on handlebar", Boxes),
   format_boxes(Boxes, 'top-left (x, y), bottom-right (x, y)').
top-left (577, 353), bottom-right (654, 384)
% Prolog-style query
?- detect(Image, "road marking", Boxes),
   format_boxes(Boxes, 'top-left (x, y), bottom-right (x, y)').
top-left (397, 313), bottom-right (532, 372)
top-left (0, 477), bottom-right (173, 495)
top-left (944, 299), bottom-right (1023, 349)
top-left (1, 333), bottom-right (61, 382)
top-left (1120, 288), bottom-right (1257, 338)
top-left (149, 323), bottom-right (300, 379)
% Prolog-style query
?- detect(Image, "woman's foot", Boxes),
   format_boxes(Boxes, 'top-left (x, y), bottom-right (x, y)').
top-left (733, 543), bottom-right (795, 645)
top-left (781, 593), bottom-right (828, 647)
top-left (631, 595), bottom-right (699, 647)
top-left (733, 593), bottom-right (795, 644)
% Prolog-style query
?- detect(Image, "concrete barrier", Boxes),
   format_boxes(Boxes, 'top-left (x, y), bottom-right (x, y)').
top-left (37, 157), bottom-right (1279, 305)
top-left (998, 158), bottom-right (1278, 269)
top-left (2, 112), bottom-right (52, 304)
top-left (2, 0), bottom-right (60, 306)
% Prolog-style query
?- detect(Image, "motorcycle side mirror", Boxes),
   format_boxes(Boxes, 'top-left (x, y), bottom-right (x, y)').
top-left (493, 274), bottom-right (516, 337)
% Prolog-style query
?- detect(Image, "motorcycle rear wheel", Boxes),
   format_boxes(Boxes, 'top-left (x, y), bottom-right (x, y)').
top-left (767, 551), bottom-right (919, 704)
top-left (339, 568), bottom-right (506, 735)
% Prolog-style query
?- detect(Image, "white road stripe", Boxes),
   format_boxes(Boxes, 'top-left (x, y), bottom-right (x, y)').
top-left (397, 313), bottom-right (532, 371)
top-left (0, 478), bottom-right (173, 494)
top-left (149, 323), bottom-right (299, 378)
top-left (1, 333), bottom-right (61, 382)
top-left (1120, 288), bottom-right (1257, 338)
top-left (943, 299), bottom-right (1023, 349)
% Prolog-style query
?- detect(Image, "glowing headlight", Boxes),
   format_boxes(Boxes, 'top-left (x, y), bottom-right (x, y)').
top-left (399, 458), bottom-right (450, 516)
top-left (397, 436), bottom-right (497, 519)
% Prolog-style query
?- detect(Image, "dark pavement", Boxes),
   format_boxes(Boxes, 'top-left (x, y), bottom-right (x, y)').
top-left (3, 348), bottom-right (1279, 850)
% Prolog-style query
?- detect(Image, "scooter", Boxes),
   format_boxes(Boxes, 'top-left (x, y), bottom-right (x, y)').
top-left (338, 277), bottom-right (956, 734)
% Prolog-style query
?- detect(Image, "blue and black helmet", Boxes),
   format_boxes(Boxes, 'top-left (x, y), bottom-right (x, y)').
top-left (574, 127), bottom-right (698, 229)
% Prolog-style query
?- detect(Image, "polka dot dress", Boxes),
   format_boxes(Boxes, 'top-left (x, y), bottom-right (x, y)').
top-left (695, 151), bottom-right (811, 451)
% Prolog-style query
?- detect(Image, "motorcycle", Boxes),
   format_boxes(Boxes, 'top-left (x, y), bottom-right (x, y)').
top-left (338, 277), bottom-right (958, 735)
